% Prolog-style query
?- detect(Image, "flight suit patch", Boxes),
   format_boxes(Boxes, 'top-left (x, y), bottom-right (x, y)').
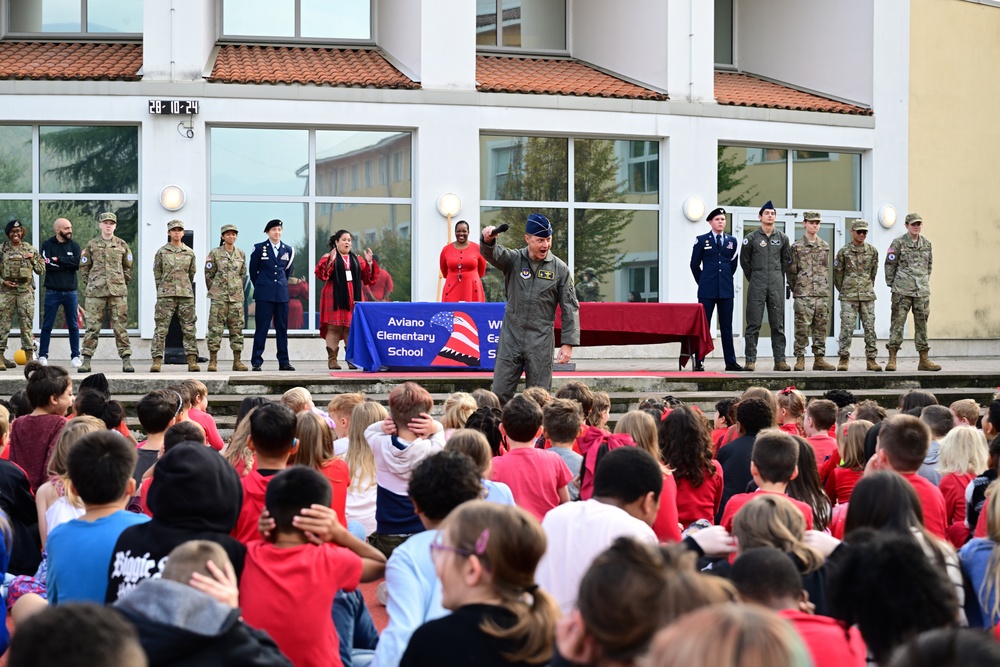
top-left (537, 270), bottom-right (554, 280)
top-left (520, 268), bottom-right (532, 279)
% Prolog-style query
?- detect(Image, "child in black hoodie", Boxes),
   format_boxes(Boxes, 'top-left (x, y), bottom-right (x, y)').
top-left (105, 442), bottom-right (244, 603)
top-left (115, 539), bottom-right (291, 667)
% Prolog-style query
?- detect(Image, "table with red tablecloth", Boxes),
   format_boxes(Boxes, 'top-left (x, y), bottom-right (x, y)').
top-left (347, 301), bottom-right (713, 372)
top-left (557, 302), bottom-right (714, 370)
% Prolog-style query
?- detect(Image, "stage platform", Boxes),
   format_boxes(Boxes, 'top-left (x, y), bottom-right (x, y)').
top-left (5, 355), bottom-right (999, 436)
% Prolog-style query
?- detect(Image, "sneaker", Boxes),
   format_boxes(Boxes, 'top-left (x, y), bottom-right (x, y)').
top-left (70, 356), bottom-right (82, 368)
top-left (38, 356), bottom-right (48, 366)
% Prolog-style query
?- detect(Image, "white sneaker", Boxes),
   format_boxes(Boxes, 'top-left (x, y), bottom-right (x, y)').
top-left (38, 356), bottom-right (47, 366)
top-left (70, 356), bottom-right (82, 368)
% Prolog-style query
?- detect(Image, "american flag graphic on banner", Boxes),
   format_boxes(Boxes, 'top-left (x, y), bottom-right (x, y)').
top-left (430, 311), bottom-right (481, 366)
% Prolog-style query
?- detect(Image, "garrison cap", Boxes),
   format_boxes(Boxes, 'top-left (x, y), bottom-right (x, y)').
top-left (905, 213), bottom-right (923, 225)
top-left (851, 219), bottom-right (870, 231)
top-left (803, 211), bottom-right (821, 221)
top-left (525, 213), bottom-right (552, 238)
top-left (98, 212), bottom-right (117, 223)
top-left (759, 200), bottom-right (776, 215)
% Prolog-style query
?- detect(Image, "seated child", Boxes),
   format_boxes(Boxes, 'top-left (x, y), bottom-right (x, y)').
top-left (289, 411), bottom-right (349, 528)
top-left (134, 389), bottom-right (183, 488)
top-left (776, 387), bottom-right (806, 437)
top-left (731, 547), bottom-right (865, 667)
top-left (240, 467), bottom-right (386, 667)
top-left (328, 393), bottom-right (366, 456)
top-left (489, 395), bottom-right (572, 521)
top-left (365, 382), bottom-right (445, 556)
top-left (106, 442), bottom-right (245, 603)
top-left (184, 379), bottom-right (225, 451)
top-left (719, 429), bottom-right (814, 531)
top-left (344, 401), bottom-right (387, 537)
top-left (9, 361), bottom-right (72, 492)
top-left (0, 405), bottom-right (43, 575)
top-left (543, 399), bottom-right (585, 500)
top-left (8, 602), bottom-right (146, 667)
top-left (445, 429), bottom-right (514, 505)
top-left (282, 387), bottom-right (336, 431)
top-left (231, 403), bottom-right (298, 544)
top-left (373, 450), bottom-right (484, 667)
top-left (115, 540), bottom-right (291, 666)
top-left (137, 420), bottom-right (207, 516)
top-left (46, 431), bottom-right (149, 604)
top-left (804, 399), bottom-right (839, 467)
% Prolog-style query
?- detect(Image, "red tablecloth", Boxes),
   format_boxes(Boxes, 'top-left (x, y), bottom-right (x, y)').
top-left (555, 303), bottom-right (714, 363)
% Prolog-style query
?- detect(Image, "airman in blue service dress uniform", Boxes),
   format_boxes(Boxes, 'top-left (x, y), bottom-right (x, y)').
top-left (690, 207), bottom-right (743, 372)
top-left (249, 219), bottom-right (295, 372)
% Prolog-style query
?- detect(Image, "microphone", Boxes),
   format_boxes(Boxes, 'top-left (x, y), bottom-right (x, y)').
top-left (495, 224), bottom-right (510, 234)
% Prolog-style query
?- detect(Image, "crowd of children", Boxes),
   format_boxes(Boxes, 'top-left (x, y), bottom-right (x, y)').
top-left (2, 363), bottom-right (1000, 666)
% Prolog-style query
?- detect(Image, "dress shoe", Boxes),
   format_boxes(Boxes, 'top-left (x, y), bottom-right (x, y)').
top-left (279, 363), bottom-right (296, 371)
top-left (693, 361), bottom-right (705, 372)
top-left (252, 365), bottom-right (262, 372)
top-left (725, 362), bottom-right (744, 372)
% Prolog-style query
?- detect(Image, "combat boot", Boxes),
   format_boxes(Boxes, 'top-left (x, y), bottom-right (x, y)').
top-left (793, 356), bottom-right (805, 372)
top-left (866, 357), bottom-right (883, 372)
top-left (77, 356), bottom-right (91, 373)
top-left (187, 354), bottom-right (201, 372)
top-left (744, 361), bottom-right (755, 372)
top-left (122, 355), bottom-right (134, 373)
top-left (150, 356), bottom-right (162, 373)
top-left (813, 355), bottom-right (836, 371)
top-left (885, 348), bottom-right (898, 372)
top-left (208, 351), bottom-right (218, 372)
top-left (774, 359), bottom-right (791, 372)
top-left (0, 354), bottom-right (8, 371)
top-left (837, 356), bottom-right (850, 372)
top-left (232, 352), bottom-right (248, 372)
top-left (918, 350), bottom-right (941, 372)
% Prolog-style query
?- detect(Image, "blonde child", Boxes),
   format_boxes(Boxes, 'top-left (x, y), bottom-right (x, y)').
top-left (939, 425), bottom-right (989, 548)
top-left (445, 428), bottom-right (513, 504)
top-left (345, 400), bottom-right (386, 537)
top-left (441, 392), bottom-right (477, 439)
top-left (183, 379), bottom-right (225, 451)
top-left (823, 419), bottom-right (871, 507)
top-left (328, 392), bottom-right (366, 455)
top-left (775, 387), bottom-right (806, 437)
top-left (290, 411), bottom-right (349, 529)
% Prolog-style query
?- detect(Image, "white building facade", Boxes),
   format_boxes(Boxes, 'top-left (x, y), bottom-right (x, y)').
top-left (0, 0), bottom-right (908, 360)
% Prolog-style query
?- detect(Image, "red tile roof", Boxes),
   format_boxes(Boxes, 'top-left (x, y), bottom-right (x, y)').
top-left (714, 71), bottom-right (871, 116)
top-left (0, 42), bottom-right (141, 81)
top-left (207, 45), bottom-right (418, 89)
top-left (476, 55), bottom-right (667, 100)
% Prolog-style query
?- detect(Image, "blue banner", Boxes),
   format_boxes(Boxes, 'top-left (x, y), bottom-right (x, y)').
top-left (347, 302), bottom-right (506, 372)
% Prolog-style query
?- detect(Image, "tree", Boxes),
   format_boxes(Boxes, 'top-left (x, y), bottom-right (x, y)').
top-left (717, 145), bottom-right (757, 207)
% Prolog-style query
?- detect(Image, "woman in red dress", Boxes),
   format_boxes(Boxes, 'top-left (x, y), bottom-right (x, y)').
top-left (314, 229), bottom-right (378, 369)
top-left (440, 220), bottom-right (487, 302)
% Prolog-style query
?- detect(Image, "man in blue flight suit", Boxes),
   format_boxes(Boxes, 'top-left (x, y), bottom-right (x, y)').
top-left (690, 207), bottom-right (743, 372)
top-left (249, 219), bottom-right (295, 371)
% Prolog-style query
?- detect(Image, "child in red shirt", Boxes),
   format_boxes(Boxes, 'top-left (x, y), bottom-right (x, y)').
top-left (490, 395), bottom-right (572, 521)
top-left (240, 466), bottom-right (386, 667)
top-left (720, 429), bottom-right (814, 531)
top-left (231, 403), bottom-right (299, 544)
top-left (289, 411), bottom-right (349, 528)
top-left (823, 419), bottom-right (870, 506)
top-left (185, 379), bottom-right (225, 451)
top-left (775, 387), bottom-right (806, 438)
top-left (660, 405), bottom-right (724, 529)
top-left (731, 547), bottom-right (865, 667)
top-left (804, 398), bottom-right (839, 468)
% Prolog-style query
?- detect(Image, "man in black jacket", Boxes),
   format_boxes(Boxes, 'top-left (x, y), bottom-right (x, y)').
top-left (39, 217), bottom-right (82, 367)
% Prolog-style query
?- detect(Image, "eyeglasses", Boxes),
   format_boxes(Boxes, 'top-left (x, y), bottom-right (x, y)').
top-left (856, 230), bottom-right (868, 236)
top-left (430, 529), bottom-right (490, 563)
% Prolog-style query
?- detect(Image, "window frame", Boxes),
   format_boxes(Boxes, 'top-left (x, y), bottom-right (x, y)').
top-left (3, 0), bottom-right (143, 39)
top-left (714, 0), bottom-right (736, 69)
top-left (476, 0), bottom-right (570, 56)
top-left (217, 0), bottom-right (375, 45)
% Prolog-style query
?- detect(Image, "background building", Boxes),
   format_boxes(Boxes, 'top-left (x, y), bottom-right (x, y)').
top-left (0, 0), bottom-right (923, 359)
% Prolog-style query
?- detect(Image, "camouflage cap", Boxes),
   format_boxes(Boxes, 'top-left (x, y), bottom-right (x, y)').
top-left (803, 211), bottom-right (821, 221)
top-left (851, 219), bottom-right (869, 231)
top-left (583, 267), bottom-right (596, 275)
top-left (98, 212), bottom-right (117, 223)
top-left (167, 219), bottom-right (185, 231)
top-left (905, 213), bottom-right (923, 225)
top-left (220, 224), bottom-right (239, 235)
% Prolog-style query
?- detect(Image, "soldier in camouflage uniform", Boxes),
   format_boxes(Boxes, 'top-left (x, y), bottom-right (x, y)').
top-left (78, 212), bottom-right (133, 373)
top-left (834, 219), bottom-right (881, 372)
top-left (0, 219), bottom-right (44, 370)
top-left (885, 212), bottom-right (940, 371)
top-left (740, 200), bottom-right (792, 371)
top-left (576, 268), bottom-right (601, 302)
top-left (786, 211), bottom-right (835, 372)
top-left (151, 220), bottom-right (199, 372)
top-left (204, 224), bottom-right (247, 372)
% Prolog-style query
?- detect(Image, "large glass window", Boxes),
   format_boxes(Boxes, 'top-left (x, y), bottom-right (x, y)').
top-left (0, 125), bottom-right (140, 331)
top-left (718, 145), bottom-right (861, 211)
top-left (480, 135), bottom-right (660, 303)
top-left (476, 0), bottom-right (566, 51)
top-left (209, 127), bottom-right (413, 329)
top-left (221, 0), bottom-right (371, 41)
top-left (8, 0), bottom-right (142, 34)
top-left (715, 0), bottom-right (734, 66)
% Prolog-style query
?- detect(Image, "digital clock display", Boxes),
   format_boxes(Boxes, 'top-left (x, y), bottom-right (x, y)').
top-left (148, 100), bottom-right (199, 115)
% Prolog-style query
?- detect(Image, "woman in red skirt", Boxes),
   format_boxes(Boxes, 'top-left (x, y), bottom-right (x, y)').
top-left (440, 220), bottom-right (487, 302)
top-left (314, 229), bottom-right (378, 369)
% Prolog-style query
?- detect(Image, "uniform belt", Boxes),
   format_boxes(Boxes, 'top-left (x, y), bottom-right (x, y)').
top-left (46, 288), bottom-right (76, 292)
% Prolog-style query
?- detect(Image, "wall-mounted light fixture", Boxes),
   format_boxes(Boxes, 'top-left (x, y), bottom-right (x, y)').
top-left (878, 204), bottom-right (897, 229)
top-left (683, 196), bottom-right (706, 222)
top-left (437, 192), bottom-right (462, 220)
top-left (160, 185), bottom-right (186, 212)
